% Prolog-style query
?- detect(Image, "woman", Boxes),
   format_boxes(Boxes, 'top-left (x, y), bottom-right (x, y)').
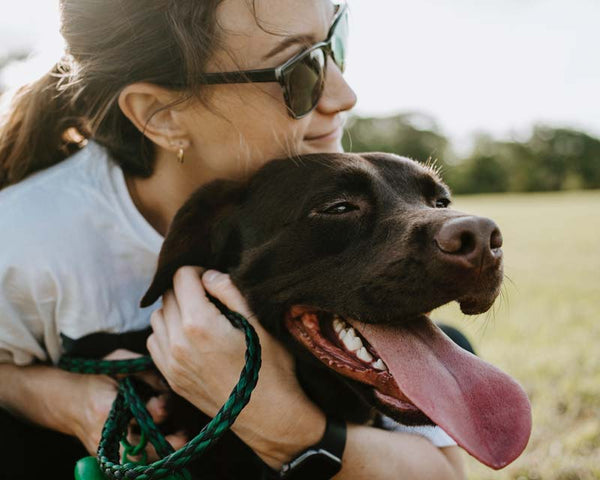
top-left (0, 0), bottom-right (464, 478)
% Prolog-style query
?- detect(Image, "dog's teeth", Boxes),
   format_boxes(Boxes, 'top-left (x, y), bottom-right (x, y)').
top-left (372, 359), bottom-right (388, 371)
top-left (343, 332), bottom-right (363, 352)
top-left (333, 318), bottom-right (344, 333)
top-left (338, 327), bottom-right (352, 341)
top-left (356, 346), bottom-right (373, 363)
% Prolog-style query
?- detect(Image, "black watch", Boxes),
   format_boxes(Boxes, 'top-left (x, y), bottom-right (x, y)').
top-left (265, 416), bottom-right (347, 480)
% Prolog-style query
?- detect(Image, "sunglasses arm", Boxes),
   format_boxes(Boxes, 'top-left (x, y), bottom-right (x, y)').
top-left (201, 69), bottom-right (279, 85)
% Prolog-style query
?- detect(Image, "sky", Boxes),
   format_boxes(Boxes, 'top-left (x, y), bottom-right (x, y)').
top-left (1, 0), bottom-right (599, 147)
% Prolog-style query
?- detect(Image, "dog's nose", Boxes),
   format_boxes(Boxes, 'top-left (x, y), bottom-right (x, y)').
top-left (435, 216), bottom-right (503, 268)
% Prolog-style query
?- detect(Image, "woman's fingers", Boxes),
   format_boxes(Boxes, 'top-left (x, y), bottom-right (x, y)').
top-left (101, 344), bottom-right (167, 392)
top-left (103, 348), bottom-right (142, 361)
top-left (96, 349), bottom-right (185, 461)
top-left (165, 431), bottom-right (188, 451)
top-left (133, 370), bottom-right (169, 393)
top-left (145, 393), bottom-right (169, 424)
top-left (148, 308), bottom-right (167, 361)
top-left (150, 283), bottom-right (187, 357)
top-left (161, 289), bottom-right (181, 339)
top-left (102, 349), bottom-right (157, 381)
top-left (124, 429), bottom-right (188, 462)
top-left (131, 431), bottom-right (188, 462)
top-left (172, 266), bottom-right (239, 339)
top-left (201, 270), bottom-right (255, 320)
top-left (172, 266), bottom-right (221, 321)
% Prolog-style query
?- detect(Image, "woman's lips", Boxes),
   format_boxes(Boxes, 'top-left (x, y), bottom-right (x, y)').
top-left (304, 125), bottom-right (343, 142)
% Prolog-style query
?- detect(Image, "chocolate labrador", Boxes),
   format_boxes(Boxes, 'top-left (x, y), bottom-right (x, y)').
top-left (141, 152), bottom-right (531, 476)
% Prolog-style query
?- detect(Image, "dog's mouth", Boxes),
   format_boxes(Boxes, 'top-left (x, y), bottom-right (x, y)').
top-left (284, 305), bottom-right (532, 470)
top-left (284, 307), bottom-right (422, 416)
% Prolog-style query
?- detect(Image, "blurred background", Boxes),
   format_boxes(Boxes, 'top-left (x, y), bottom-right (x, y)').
top-left (1, 0), bottom-right (598, 479)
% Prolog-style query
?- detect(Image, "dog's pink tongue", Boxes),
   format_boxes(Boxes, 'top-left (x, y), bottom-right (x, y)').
top-left (348, 316), bottom-right (531, 469)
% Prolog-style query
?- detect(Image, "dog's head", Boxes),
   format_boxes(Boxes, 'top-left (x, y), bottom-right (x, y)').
top-left (141, 153), bottom-right (531, 469)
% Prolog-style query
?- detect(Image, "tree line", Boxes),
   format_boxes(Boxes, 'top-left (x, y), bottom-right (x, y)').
top-left (342, 113), bottom-right (600, 194)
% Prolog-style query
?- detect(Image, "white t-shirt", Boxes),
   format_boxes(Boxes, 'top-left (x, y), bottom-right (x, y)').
top-left (0, 139), bottom-right (455, 447)
top-left (0, 139), bottom-right (162, 365)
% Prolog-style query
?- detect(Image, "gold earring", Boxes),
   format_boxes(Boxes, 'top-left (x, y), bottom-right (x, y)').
top-left (177, 147), bottom-right (185, 164)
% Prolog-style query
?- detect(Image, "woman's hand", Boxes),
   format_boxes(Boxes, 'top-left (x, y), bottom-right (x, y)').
top-left (147, 267), bottom-right (326, 468)
top-left (71, 349), bottom-right (187, 458)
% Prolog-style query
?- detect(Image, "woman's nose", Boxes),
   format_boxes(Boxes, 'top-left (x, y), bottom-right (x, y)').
top-left (316, 61), bottom-right (357, 115)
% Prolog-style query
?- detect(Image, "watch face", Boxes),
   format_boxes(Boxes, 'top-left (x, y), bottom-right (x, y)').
top-left (282, 449), bottom-right (342, 479)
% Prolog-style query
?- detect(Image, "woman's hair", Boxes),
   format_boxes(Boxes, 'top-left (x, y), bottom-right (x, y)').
top-left (0, 0), bottom-right (224, 189)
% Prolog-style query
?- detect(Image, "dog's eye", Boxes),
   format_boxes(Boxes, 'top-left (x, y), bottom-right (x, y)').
top-left (321, 202), bottom-right (359, 215)
top-left (435, 198), bottom-right (450, 208)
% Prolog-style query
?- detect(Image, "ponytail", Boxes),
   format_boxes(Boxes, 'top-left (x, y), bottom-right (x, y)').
top-left (0, 58), bottom-right (90, 189)
top-left (0, 0), bottom-right (228, 190)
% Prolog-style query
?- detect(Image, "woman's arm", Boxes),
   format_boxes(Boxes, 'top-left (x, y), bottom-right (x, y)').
top-left (223, 358), bottom-right (464, 480)
top-left (0, 363), bottom-right (117, 453)
top-left (234, 389), bottom-right (464, 479)
top-left (148, 267), bottom-right (465, 480)
top-left (254, 416), bottom-right (464, 480)
top-left (0, 359), bottom-right (184, 456)
top-left (218, 364), bottom-right (464, 480)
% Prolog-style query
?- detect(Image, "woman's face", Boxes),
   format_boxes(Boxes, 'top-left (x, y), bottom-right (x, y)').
top-left (179, 0), bottom-right (357, 181)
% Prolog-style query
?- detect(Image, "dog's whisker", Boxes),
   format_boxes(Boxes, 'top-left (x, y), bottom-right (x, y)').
top-left (503, 273), bottom-right (517, 290)
top-left (483, 310), bottom-right (495, 337)
top-left (472, 310), bottom-right (493, 339)
top-left (499, 284), bottom-right (510, 309)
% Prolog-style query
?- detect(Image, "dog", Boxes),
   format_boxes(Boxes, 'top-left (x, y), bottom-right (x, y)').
top-left (141, 152), bottom-right (531, 477)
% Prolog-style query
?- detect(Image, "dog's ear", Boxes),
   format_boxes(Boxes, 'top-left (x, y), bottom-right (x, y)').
top-left (140, 179), bottom-right (245, 307)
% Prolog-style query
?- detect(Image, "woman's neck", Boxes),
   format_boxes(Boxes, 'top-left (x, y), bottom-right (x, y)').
top-left (124, 173), bottom-right (176, 237)
top-left (124, 151), bottom-right (222, 237)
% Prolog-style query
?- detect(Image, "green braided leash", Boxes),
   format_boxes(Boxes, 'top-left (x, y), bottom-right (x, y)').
top-left (59, 296), bottom-right (262, 480)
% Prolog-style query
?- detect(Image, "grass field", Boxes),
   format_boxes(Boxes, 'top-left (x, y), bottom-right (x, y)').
top-left (431, 190), bottom-right (600, 480)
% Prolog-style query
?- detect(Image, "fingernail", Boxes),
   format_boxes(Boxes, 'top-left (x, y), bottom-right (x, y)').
top-left (203, 269), bottom-right (224, 284)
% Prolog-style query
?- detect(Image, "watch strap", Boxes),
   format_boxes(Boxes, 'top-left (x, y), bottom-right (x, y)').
top-left (313, 416), bottom-right (346, 460)
top-left (278, 416), bottom-right (347, 479)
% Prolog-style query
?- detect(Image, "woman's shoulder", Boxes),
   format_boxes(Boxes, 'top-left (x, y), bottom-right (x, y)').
top-left (1, 139), bottom-right (161, 276)
top-left (0, 140), bottom-right (112, 209)
top-left (0, 141), bottom-right (127, 262)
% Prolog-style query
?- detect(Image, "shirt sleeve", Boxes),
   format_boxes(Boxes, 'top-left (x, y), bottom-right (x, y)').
top-left (0, 260), bottom-right (53, 366)
top-left (375, 415), bottom-right (457, 448)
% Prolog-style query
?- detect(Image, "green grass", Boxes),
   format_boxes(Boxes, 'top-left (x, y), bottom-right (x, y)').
top-left (432, 190), bottom-right (600, 480)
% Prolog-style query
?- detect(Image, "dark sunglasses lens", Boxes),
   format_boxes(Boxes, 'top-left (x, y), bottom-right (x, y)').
top-left (284, 48), bottom-right (326, 117)
top-left (331, 10), bottom-right (349, 72)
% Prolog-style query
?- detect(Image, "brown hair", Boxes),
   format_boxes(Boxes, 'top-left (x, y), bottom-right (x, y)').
top-left (0, 0), bottom-right (224, 189)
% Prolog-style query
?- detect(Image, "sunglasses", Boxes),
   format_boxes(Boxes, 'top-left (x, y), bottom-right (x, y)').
top-left (198, 3), bottom-right (349, 119)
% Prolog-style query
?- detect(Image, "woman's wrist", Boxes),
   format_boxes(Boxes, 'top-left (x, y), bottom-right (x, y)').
top-left (0, 363), bottom-right (84, 436)
top-left (231, 390), bottom-right (327, 470)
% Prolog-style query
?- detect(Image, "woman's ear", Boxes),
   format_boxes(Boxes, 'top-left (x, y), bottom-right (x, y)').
top-left (140, 179), bottom-right (246, 307)
top-left (118, 82), bottom-right (190, 151)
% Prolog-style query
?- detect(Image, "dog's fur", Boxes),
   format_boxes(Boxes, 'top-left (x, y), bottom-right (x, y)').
top-left (141, 152), bottom-right (504, 478)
